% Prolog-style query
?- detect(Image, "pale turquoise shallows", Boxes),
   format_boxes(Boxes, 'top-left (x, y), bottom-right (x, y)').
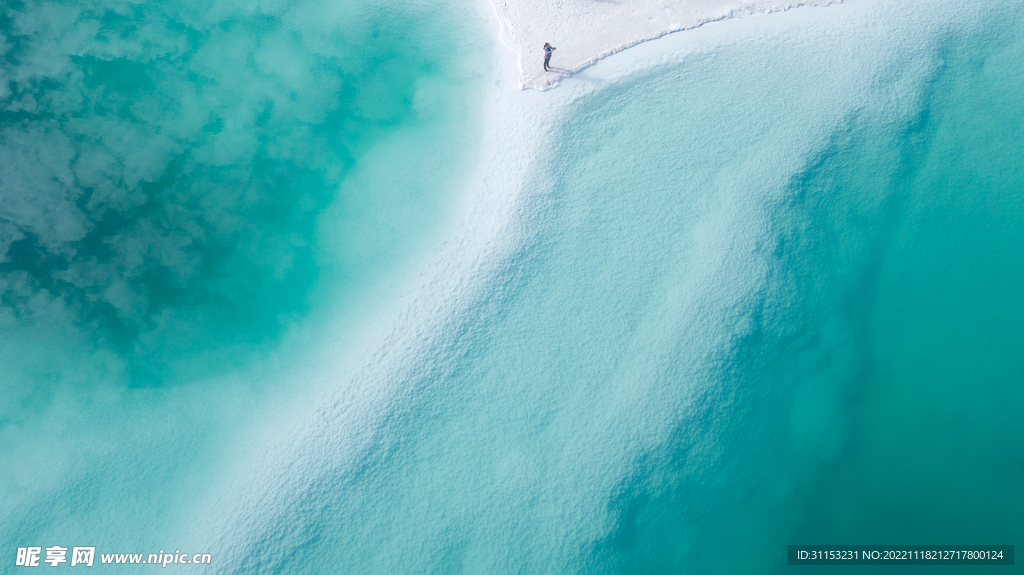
top-left (200, 4), bottom-right (1022, 573)
top-left (562, 8), bottom-right (1024, 575)
top-left (2, 0), bottom-right (1022, 572)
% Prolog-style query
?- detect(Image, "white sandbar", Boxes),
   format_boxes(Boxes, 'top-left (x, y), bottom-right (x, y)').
top-left (489, 0), bottom-right (840, 89)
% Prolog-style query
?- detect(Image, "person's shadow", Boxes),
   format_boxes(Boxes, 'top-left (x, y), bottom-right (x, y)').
top-left (546, 66), bottom-right (570, 73)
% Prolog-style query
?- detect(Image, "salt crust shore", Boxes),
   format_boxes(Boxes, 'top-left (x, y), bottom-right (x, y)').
top-left (198, 0), bottom-right (1008, 569)
top-left (0, 0), bottom-right (997, 567)
top-left (20, 0), bottom-right (989, 568)
top-left (488, 0), bottom-right (840, 89)
top-left (190, 0), bottom-right (899, 567)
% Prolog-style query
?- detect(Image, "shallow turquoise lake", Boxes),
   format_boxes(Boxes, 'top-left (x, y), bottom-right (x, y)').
top-left (1, 0), bottom-right (1020, 572)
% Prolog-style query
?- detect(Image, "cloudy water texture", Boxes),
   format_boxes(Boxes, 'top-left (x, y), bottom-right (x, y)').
top-left (0, 0), bottom-right (484, 396)
top-left (2, 0), bottom-right (1022, 572)
top-left (1, 0), bottom-right (488, 557)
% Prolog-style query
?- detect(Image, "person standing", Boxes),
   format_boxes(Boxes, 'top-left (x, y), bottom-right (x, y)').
top-left (544, 42), bottom-right (556, 71)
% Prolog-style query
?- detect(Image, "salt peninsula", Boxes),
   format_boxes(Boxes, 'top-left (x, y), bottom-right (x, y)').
top-left (489, 0), bottom-right (839, 89)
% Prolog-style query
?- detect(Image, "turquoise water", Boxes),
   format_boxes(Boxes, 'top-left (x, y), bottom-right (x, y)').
top-left (789, 17), bottom-right (1024, 573)
top-left (549, 10), bottom-right (1024, 574)
top-left (0, 0), bottom-right (481, 398)
top-left (575, 9), bottom-right (1024, 574)
top-left (0, 0), bottom-right (486, 560)
top-left (200, 5), bottom-right (1022, 573)
top-left (3, 0), bottom-right (1023, 572)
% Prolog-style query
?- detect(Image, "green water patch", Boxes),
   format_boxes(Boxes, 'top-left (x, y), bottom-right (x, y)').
top-left (535, 7), bottom-right (1024, 574)
top-left (585, 68), bottom-right (938, 575)
top-left (790, 17), bottom-right (1024, 573)
top-left (0, 0), bottom-right (479, 397)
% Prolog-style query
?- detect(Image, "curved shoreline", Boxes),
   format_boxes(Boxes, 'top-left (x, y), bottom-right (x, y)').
top-left (487, 0), bottom-right (841, 90)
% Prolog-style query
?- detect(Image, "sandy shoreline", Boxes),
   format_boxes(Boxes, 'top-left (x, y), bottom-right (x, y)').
top-left (488, 0), bottom-right (840, 89)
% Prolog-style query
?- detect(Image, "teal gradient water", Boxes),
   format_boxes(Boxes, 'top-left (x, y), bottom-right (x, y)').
top-left (0, 0), bottom-right (481, 398)
top-left (790, 18), bottom-right (1024, 572)
top-left (192, 5), bottom-right (1022, 573)
top-left (1, 0), bottom-right (485, 559)
top-left (568, 9), bottom-right (1024, 573)
top-left (2, 0), bottom-right (1022, 572)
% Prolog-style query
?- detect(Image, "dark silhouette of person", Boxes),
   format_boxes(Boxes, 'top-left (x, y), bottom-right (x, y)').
top-left (544, 43), bottom-right (556, 71)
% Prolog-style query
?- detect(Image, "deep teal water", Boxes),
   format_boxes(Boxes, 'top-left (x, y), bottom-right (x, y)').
top-left (193, 5), bottom-right (1022, 573)
top-left (2, 0), bottom-right (1021, 572)
top-left (199, 5), bottom-right (1023, 573)
top-left (0, 0), bottom-right (488, 562)
top-left (0, 0), bottom-right (480, 400)
top-left (579, 10), bottom-right (1024, 575)
top-left (788, 18), bottom-right (1024, 574)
